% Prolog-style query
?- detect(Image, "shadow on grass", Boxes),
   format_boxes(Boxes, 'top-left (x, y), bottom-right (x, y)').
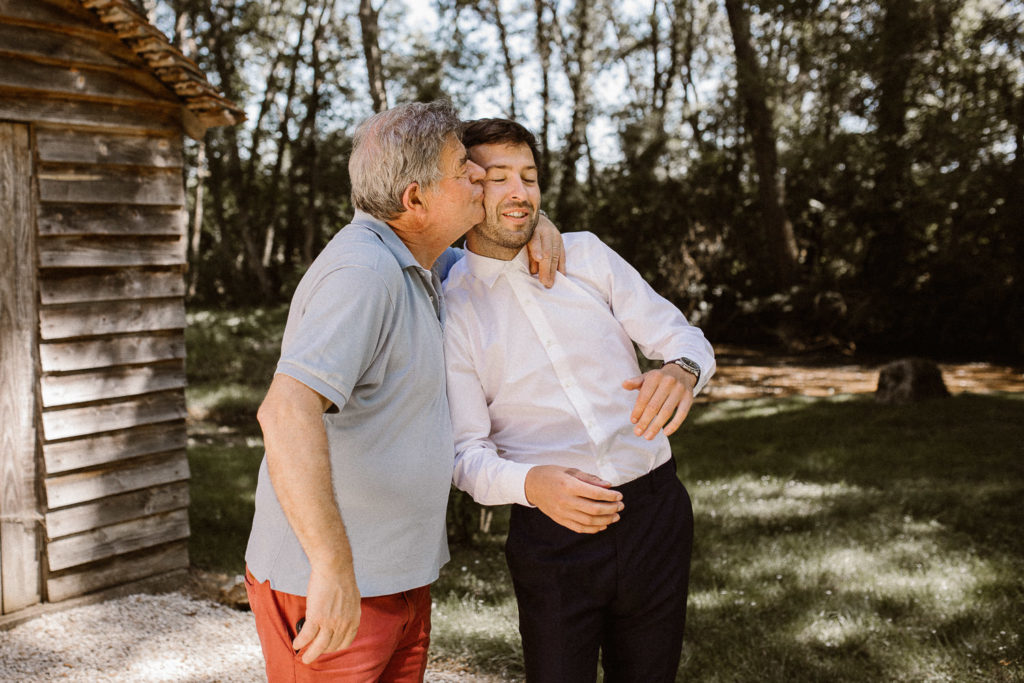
top-left (678, 393), bottom-right (1024, 682)
top-left (427, 394), bottom-right (1023, 681)
top-left (184, 333), bottom-right (1023, 683)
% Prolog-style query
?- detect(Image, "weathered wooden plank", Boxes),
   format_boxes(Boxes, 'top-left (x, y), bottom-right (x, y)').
top-left (46, 509), bottom-right (189, 572)
top-left (39, 299), bottom-right (185, 341)
top-left (44, 450), bottom-right (189, 510)
top-left (40, 361), bottom-right (185, 408)
top-left (0, 0), bottom-right (105, 29)
top-left (37, 203), bottom-right (185, 237)
top-left (35, 129), bottom-right (182, 168)
top-left (38, 235), bottom-right (186, 267)
top-left (37, 165), bottom-right (184, 206)
top-left (0, 23), bottom-right (129, 70)
top-left (0, 121), bottom-right (42, 614)
top-left (41, 390), bottom-right (185, 441)
top-left (45, 482), bottom-right (189, 539)
top-left (39, 269), bottom-right (185, 305)
top-left (39, 332), bottom-right (184, 373)
top-left (45, 542), bottom-right (188, 604)
top-left (0, 96), bottom-right (181, 135)
top-left (0, 52), bottom-right (175, 104)
top-left (43, 421), bottom-right (186, 475)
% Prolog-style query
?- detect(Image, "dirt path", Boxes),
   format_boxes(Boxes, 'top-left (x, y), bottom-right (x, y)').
top-left (700, 346), bottom-right (1024, 401)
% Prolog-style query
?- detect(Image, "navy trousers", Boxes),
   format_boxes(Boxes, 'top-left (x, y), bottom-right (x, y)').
top-left (505, 459), bottom-right (694, 683)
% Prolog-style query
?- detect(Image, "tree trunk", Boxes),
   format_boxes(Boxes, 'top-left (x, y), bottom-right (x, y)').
top-left (300, 0), bottom-right (334, 266)
top-left (862, 0), bottom-right (917, 291)
top-left (723, 0), bottom-right (799, 289)
top-left (359, 0), bottom-right (388, 113)
top-left (486, 0), bottom-right (517, 119)
top-left (554, 0), bottom-right (597, 230)
top-left (263, 0), bottom-right (313, 274)
top-left (206, 0), bottom-right (272, 300)
top-left (533, 0), bottom-right (553, 184)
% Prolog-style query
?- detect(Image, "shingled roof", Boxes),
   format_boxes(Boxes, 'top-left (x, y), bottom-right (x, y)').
top-left (78, 0), bottom-right (245, 133)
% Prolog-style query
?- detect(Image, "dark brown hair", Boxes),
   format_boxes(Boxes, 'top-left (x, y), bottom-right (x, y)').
top-left (460, 118), bottom-right (543, 184)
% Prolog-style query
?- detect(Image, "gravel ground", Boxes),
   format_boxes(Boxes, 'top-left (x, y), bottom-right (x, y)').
top-left (0, 592), bottom-right (477, 682)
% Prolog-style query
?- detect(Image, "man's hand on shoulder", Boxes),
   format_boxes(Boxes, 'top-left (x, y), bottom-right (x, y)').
top-left (293, 562), bottom-right (361, 664)
top-left (524, 465), bottom-right (624, 533)
top-left (622, 363), bottom-right (697, 440)
top-left (526, 212), bottom-right (566, 288)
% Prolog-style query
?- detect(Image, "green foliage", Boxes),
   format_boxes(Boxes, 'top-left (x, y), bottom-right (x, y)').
top-left (163, 0), bottom-right (1023, 355)
top-left (187, 438), bottom-right (264, 572)
top-left (185, 306), bottom-right (287, 571)
top-left (185, 306), bottom-right (287, 387)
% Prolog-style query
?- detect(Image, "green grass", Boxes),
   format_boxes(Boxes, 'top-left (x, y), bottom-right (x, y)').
top-left (185, 307), bottom-right (282, 573)
top-left (677, 394), bottom-right (1024, 682)
top-left (185, 308), bottom-right (1024, 681)
top-left (427, 394), bottom-right (1024, 681)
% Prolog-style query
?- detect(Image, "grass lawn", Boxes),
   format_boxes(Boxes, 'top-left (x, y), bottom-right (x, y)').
top-left (186, 307), bottom-right (1024, 681)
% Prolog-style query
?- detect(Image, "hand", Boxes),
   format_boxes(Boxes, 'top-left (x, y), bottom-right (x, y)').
top-left (293, 564), bottom-right (361, 664)
top-left (526, 212), bottom-right (566, 288)
top-left (524, 465), bottom-right (624, 533)
top-left (622, 363), bottom-right (697, 440)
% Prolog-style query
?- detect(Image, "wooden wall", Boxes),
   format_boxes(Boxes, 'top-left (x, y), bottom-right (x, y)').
top-left (0, 0), bottom-right (191, 608)
top-left (1, 123), bottom-right (43, 614)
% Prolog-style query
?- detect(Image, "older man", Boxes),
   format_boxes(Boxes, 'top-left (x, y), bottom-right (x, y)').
top-left (244, 101), bottom-right (562, 682)
top-left (444, 118), bottom-right (715, 682)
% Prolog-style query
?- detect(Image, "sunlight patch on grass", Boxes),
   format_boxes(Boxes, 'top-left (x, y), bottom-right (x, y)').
top-left (693, 396), bottom-right (825, 423)
top-left (430, 593), bottom-right (523, 676)
top-left (186, 383), bottom-right (263, 422)
top-left (694, 475), bottom-right (860, 524)
top-left (795, 610), bottom-right (883, 649)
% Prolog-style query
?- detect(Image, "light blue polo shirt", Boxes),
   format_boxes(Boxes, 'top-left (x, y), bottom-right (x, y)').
top-left (245, 211), bottom-right (456, 597)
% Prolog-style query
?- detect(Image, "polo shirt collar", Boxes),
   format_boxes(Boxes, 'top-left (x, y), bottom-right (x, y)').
top-left (462, 246), bottom-right (531, 288)
top-left (350, 210), bottom-right (422, 271)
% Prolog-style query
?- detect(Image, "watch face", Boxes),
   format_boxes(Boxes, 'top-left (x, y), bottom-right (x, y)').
top-left (673, 358), bottom-right (700, 380)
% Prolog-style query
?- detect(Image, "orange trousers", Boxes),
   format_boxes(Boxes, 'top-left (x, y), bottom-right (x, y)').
top-left (245, 568), bottom-right (431, 682)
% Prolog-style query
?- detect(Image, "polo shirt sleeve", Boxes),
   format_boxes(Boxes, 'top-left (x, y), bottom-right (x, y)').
top-left (276, 264), bottom-right (393, 410)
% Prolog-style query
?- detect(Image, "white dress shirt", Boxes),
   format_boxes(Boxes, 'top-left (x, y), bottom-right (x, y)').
top-left (443, 231), bottom-right (716, 507)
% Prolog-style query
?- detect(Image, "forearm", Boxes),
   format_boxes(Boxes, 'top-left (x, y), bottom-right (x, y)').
top-left (259, 377), bottom-right (355, 576)
top-left (453, 445), bottom-right (535, 507)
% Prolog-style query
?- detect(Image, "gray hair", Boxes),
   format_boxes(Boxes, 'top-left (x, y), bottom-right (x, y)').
top-left (349, 100), bottom-right (462, 220)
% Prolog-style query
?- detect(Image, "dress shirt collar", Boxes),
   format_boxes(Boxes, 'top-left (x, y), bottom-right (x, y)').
top-left (350, 210), bottom-right (422, 272)
top-left (461, 245), bottom-right (532, 288)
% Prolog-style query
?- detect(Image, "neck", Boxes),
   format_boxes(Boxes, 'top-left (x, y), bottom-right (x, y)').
top-left (465, 231), bottom-right (519, 261)
top-left (388, 219), bottom-right (446, 269)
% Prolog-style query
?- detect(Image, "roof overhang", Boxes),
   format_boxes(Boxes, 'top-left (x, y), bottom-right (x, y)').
top-left (79, 0), bottom-right (245, 139)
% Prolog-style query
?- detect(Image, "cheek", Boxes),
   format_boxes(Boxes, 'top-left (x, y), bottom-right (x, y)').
top-left (486, 185), bottom-right (508, 205)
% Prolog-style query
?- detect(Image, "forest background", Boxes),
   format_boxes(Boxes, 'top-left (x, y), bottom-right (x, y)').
top-left (143, 0), bottom-right (1022, 358)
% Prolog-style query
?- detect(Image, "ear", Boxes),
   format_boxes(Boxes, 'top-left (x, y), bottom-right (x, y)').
top-left (401, 182), bottom-right (428, 217)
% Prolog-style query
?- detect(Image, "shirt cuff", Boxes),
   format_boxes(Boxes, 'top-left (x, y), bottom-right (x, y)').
top-left (504, 462), bottom-right (537, 508)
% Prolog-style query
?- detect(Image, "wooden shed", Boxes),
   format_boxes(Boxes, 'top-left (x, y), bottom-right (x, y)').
top-left (0, 0), bottom-right (243, 623)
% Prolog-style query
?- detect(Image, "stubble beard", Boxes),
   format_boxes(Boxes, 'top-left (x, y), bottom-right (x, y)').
top-left (481, 203), bottom-right (539, 251)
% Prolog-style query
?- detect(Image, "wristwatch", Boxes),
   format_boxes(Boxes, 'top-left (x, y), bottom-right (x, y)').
top-left (665, 357), bottom-right (701, 383)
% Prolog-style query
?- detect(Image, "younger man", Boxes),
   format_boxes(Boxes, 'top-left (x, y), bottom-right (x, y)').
top-left (443, 119), bottom-right (715, 682)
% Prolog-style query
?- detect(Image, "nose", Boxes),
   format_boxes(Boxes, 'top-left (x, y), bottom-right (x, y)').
top-left (467, 160), bottom-right (485, 183)
top-left (507, 175), bottom-right (527, 198)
